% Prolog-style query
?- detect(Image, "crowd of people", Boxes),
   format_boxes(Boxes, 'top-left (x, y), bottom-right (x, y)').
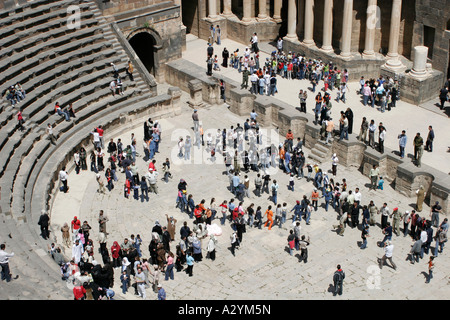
top-left (3, 47), bottom-right (445, 300)
top-left (207, 39), bottom-right (440, 169)
top-left (47, 96), bottom-right (447, 300)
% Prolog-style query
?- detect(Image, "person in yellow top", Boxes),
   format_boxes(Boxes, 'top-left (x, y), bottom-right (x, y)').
top-left (264, 205), bottom-right (274, 230)
top-left (126, 60), bottom-right (134, 81)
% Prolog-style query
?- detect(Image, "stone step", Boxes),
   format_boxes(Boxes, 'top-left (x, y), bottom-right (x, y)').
top-left (0, 30), bottom-right (107, 84)
top-left (0, 0), bottom-right (85, 29)
top-left (0, 11), bottom-right (98, 62)
top-left (311, 147), bottom-right (328, 159)
top-left (20, 54), bottom-right (125, 119)
top-left (0, 2), bottom-right (92, 52)
top-left (0, 46), bottom-right (117, 111)
top-left (307, 152), bottom-right (325, 164)
top-left (30, 64), bottom-right (136, 123)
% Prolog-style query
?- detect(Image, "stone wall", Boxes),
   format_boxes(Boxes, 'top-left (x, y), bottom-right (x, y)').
top-left (412, 0), bottom-right (450, 82)
top-left (165, 58), bottom-right (450, 213)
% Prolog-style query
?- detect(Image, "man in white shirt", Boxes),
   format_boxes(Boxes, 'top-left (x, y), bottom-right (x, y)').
top-left (46, 123), bottom-right (57, 145)
top-left (250, 72), bottom-right (258, 94)
top-left (0, 244), bottom-right (17, 282)
top-left (109, 80), bottom-right (117, 97)
top-left (331, 153), bottom-right (339, 176)
top-left (354, 187), bottom-right (362, 205)
top-left (59, 166), bottom-right (69, 193)
top-left (251, 32), bottom-right (258, 53)
top-left (378, 240), bottom-right (397, 270)
top-left (91, 129), bottom-right (101, 150)
top-left (145, 168), bottom-right (159, 194)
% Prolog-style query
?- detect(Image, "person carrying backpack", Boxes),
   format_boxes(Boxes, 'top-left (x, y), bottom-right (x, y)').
top-left (333, 264), bottom-right (345, 296)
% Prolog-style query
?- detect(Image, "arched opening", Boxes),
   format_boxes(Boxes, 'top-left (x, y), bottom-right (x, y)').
top-left (128, 32), bottom-right (156, 75)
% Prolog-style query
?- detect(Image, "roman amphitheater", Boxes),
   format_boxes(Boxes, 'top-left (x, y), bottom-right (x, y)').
top-left (0, 0), bottom-right (449, 300)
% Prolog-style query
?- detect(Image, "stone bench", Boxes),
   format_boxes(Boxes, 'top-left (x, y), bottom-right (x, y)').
top-left (0, 9), bottom-right (96, 60)
top-left (0, 0), bottom-right (84, 29)
top-left (26, 63), bottom-right (131, 124)
top-left (0, 46), bottom-right (118, 112)
top-left (0, 30), bottom-right (107, 83)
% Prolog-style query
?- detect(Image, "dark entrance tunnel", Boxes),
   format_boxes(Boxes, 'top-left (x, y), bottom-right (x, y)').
top-left (129, 32), bottom-right (155, 75)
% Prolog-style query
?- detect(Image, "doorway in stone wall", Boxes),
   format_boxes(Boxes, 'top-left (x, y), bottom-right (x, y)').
top-left (128, 31), bottom-right (156, 76)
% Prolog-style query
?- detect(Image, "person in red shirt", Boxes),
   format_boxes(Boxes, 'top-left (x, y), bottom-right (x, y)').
top-left (96, 125), bottom-right (104, 149)
top-left (194, 205), bottom-right (203, 224)
top-left (17, 110), bottom-right (25, 131)
top-left (71, 216), bottom-right (81, 233)
top-left (111, 241), bottom-right (121, 268)
top-left (73, 283), bottom-right (86, 300)
top-left (148, 159), bottom-right (156, 171)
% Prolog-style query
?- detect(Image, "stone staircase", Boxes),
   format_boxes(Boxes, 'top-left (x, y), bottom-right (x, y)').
top-left (0, 0), bottom-right (161, 299)
top-left (308, 139), bottom-right (333, 164)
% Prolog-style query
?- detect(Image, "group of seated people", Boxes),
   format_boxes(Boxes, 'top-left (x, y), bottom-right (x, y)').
top-left (4, 83), bottom-right (26, 106)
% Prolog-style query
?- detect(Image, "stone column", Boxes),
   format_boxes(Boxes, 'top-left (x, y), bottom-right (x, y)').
top-left (410, 46), bottom-right (429, 78)
top-left (303, 0), bottom-right (315, 45)
top-left (273, 0), bottom-right (282, 22)
top-left (208, 0), bottom-right (217, 18)
top-left (257, 0), bottom-right (268, 20)
top-left (340, 0), bottom-right (353, 58)
top-left (321, 0), bottom-right (333, 52)
top-left (242, 0), bottom-right (253, 22)
top-left (386, 0), bottom-right (404, 69)
top-left (222, 0), bottom-right (233, 16)
top-left (362, 0), bottom-right (377, 57)
top-left (285, 0), bottom-right (298, 39)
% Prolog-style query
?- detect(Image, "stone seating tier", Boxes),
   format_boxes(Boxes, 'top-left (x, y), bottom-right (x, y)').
top-left (0, 7), bottom-right (96, 60)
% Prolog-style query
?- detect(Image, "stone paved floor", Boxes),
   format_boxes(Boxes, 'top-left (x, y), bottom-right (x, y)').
top-left (51, 92), bottom-right (450, 300)
top-left (183, 35), bottom-right (450, 174)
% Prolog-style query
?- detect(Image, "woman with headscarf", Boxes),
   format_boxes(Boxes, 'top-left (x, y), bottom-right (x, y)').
top-left (156, 243), bottom-right (166, 271)
top-left (207, 234), bottom-right (217, 261)
top-left (111, 241), bottom-right (121, 268)
top-left (165, 214), bottom-right (177, 241)
top-left (416, 185), bottom-right (425, 212)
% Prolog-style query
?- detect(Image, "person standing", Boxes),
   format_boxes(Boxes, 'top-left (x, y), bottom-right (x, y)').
top-left (298, 235), bottom-right (310, 263)
top-left (331, 153), bottom-right (338, 176)
top-left (378, 240), bottom-right (397, 270)
top-left (46, 123), bottom-right (57, 145)
top-left (402, 210), bottom-right (411, 237)
top-left (222, 47), bottom-right (229, 68)
top-left (379, 203), bottom-right (390, 230)
top-left (126, 60), bottom-right (134, 81)
top-left (359, 117), bottom-right (368, 143)
top-left (135, 267), bottom-right (146, 299)
top-left (391, 207), bottom-right (402, 236)
top-left (397, 130), bottom-right (407, 159)
top-left (430, 201), bottom-right (442, 228)
top-left (241, 67), bottom-right (250, 89)
top-left (378, 126), bottom-right (386, 154)
top-left (425, 256), bottom-right (435, 284)
top-left (333, 265), bottom-right (345, 296)
top-left (368, 119), bottom-right (376, 148)
top-left (438, 86), bottom-right (448, 110)
top-left (0, 244), bottom-right (18, 282)
top-left (38, 210), bottom-right (50, 240)
top-left (59, 166), bottom-right (69, 193)
top-left (413, 132), bottom-right (424, 162)
top-left (299, 89), bottom-right (307, 113)
top-left (369, 165), bottom-right (379, 190)
top-left (415, 185), bottom-right (426, 212)
top-left (425, 126), bottom-right (435, 152)
top-left (360, 225), bottom-right (370, 249)
top-left (157, 283), bottom-right (166, 300)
